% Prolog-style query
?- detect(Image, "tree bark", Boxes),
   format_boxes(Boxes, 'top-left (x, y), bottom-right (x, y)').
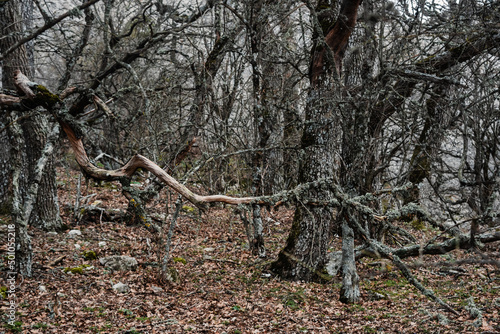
top-left (405, 85), bottom-right (449, 204)
top-left (0, 0), bottom-right (29, 214)
top-left (339, 221), bottom-right (360, 303)
top-left (269, 87), bottom-right (339, 281)
top-left (1, 0), bottom-right (62, 277)
top-left (271, 0), bottom-right (362, 283)
top-left (1, 0), bottom-right (61, 231)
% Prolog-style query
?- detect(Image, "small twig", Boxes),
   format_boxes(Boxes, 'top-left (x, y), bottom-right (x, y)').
top-left (48, 255), bottom-right (66, 267)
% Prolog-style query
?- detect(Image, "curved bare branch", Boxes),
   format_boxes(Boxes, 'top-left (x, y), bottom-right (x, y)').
top-left (58, 122), bottom-right (258, 208)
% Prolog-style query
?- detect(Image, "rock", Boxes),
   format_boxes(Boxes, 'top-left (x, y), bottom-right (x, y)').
top-left (68, 229), bottom-right (82, 237)
top-left (112, 282), bottom-right (129, 293)
top-left (368, 291), bottom-right (386, 300)
top-left (74, 244), bottom-right (81, 249)
top-left (47, 232), bottom-right (58, 236)
top-left (100, 255), bottom-right (138, 271)
top-left (98, 241), bottom-right (107, 247)
top-left (82, 250), bottom-right (97, 260)
top-left (151, 286), bottom-right (164, 293)
top-left (152, 213), bottom-right (166, 221)
top-left (39, 285), bottom-right (47, 293)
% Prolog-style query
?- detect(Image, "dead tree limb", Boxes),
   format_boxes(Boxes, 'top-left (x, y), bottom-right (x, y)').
top-left (59, 121), bottom-right (258, 208)
top-left (348, 212), bottom-right (460, 315)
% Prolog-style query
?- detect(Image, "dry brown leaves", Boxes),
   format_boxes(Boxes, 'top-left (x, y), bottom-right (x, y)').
top-left (1, 168), bottom-right (499, 333)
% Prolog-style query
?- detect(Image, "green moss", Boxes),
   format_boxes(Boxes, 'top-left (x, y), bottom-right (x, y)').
top-left (118, 308), bottom-right (134, 316)
top-left (64, 267), bottom-right (84, 274)
top-left (410, 218), bottom-right (426, 230)
top-left (173, 257), bottom-right (187, 265)
top-left (281, 289), bottom-right (306, 310)
top-left (4, 321), bottom-right (23, 333)
top-left (34, 85), bottom-right (61, 108)
top-left (0, 286), bottom-right (7, 299)
top-left (32, 323), bottom-right (49, 330)
top-left (63, 264), bottom-right (92, 274)
top-left (181, 205), bottom-right (195, 214)
top-left (82, 250), bottom-right (97, 260)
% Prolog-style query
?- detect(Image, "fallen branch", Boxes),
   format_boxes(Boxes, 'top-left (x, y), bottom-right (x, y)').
top-left (48, 255), bottom-right (66, 267)
top-left (14, 70), bottom-right (36, 98)
top-left (348, 212), bottom-right (460, 315)
top-left (59, 121), bottom-right (258, 208)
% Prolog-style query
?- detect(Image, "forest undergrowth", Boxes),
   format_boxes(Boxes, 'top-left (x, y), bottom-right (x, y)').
top-left (1, 167), bottom-right (499, 334)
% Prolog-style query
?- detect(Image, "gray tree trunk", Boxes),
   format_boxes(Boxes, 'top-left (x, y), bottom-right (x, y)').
top-left (270, 88), bottom-right (338, 281)
top-left (271, 0), bottom-right (363, 285)
top-left (1, 0), bottom-right (62, 276)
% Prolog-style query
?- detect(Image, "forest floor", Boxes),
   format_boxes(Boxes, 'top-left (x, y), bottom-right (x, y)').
top-left (1, 167), bottom-right (500, 334)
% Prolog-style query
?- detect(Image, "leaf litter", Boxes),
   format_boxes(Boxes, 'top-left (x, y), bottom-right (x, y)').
top-left (0, 168), bottom-right (499, 333)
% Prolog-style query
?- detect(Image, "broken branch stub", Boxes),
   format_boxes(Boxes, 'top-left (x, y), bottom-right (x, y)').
top-left (0, 94), bottom-right (21, 105)
top-left (14, 70), bottom-right (36, 98)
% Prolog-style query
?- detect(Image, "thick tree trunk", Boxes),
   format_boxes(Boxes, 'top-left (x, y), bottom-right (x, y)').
top-left (9, 109), bottom-right (32, 277)
top-left (270, 88), bottom-right (338, 281)
top-left (0, 0), bottom-right (29, 214)
top-left (1, 0), bottom-right (61, 276)
top-left (1, 0), bottom-right (61, 231)
top-left (271, 0), bottom-right (362, 283)
top-left (23, 114), bottom-right (62, 230)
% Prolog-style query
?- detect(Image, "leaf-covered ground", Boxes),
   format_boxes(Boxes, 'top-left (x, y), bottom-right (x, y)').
top-left (1, 168), bottom-right (499, 333)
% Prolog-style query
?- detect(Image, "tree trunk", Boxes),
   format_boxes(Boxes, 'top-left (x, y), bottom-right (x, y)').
top-left (405, 85), bottom-right (449, 204)
top-left (271, 0), bottom-right (363, 284)
top-left (1, 0), bottom-right (61, 231)
top-left (22, 114), bottom-right (62, 231)
top-left (1, 0), bottom-right (62, 276)
top-left (270, 88), bottom-right (338, 281)
top-left (0, 0), bottom-right (29, 214)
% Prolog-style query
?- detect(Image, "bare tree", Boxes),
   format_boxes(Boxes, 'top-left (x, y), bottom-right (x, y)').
top-left (1, 0), bottom-right (62, 276)
top-left (1, 0), bottom-right (499, 310)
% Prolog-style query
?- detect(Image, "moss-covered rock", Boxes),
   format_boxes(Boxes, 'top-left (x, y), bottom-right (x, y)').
top-left (181, 205), bottom-right (196, 214)
top-left (82, 250), bottom-right (98, 260)
top-left (173, 257), bottom-right (187, 265)
top-left (63, 264), bottom-right (92, 274)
